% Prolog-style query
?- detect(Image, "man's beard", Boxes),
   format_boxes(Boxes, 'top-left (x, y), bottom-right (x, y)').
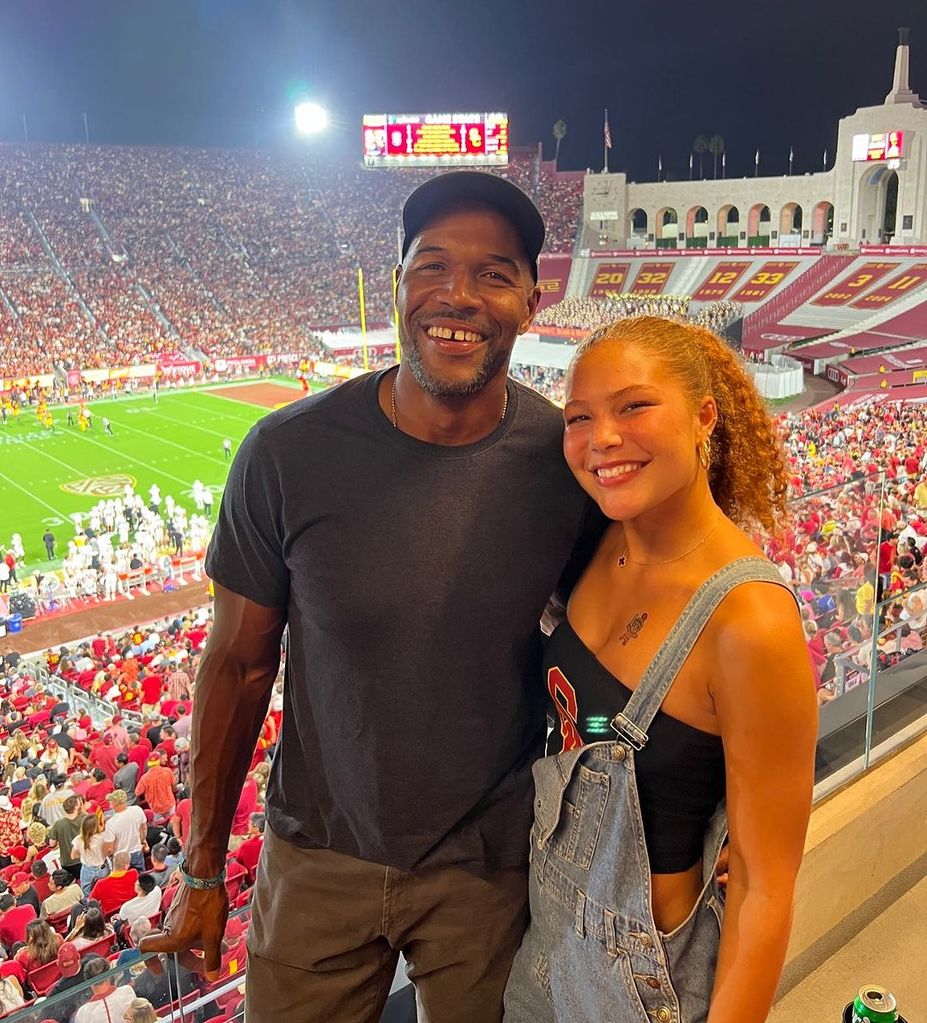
top-left (399, 322), bottom-right (509, 398)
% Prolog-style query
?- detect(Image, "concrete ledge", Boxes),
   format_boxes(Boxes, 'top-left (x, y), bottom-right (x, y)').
top-left (780, 731), bottom-right (927, 994)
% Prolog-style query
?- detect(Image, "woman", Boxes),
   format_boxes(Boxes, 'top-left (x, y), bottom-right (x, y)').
top-left (14, 918), bottom-right (61, 972)
top-left (505, 318), bottom-right (817, 1023)
top-left (67, 904), bottom-right (113, 950)
top-left (72, 812), bottom-right (108, 895)
top-left (123, 998), bottom-right (158, 1023)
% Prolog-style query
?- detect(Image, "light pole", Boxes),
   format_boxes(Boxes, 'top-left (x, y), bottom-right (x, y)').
top-left (294, 101), bottom-right (328, 136)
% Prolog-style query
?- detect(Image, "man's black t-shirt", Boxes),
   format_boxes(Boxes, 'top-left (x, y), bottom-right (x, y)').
top-left (205, 370), bottom-right (592, 874)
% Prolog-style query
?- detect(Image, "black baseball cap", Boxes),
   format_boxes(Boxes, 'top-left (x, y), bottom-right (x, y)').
top-left (400, 171), bottom-right (545, 281)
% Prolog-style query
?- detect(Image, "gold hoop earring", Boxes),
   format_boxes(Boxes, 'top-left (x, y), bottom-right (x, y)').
top-left (698, 436), bottom-right (711, 470)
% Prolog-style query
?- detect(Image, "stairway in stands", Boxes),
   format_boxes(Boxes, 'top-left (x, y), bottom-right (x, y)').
top-left (741, 253), bottom-right (855, 352)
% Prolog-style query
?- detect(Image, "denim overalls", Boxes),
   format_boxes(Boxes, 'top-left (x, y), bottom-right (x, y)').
top-left (504, 557), bottom-right (794, 1023)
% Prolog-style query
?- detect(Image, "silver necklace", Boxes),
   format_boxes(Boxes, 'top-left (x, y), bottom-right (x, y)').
top-left (617, 516), bottom-right (723, 568)
top-left (390, 375), bottom-right (509, 429)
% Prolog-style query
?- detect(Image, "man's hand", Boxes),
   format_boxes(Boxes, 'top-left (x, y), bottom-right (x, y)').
top-left (139, 884), bottom-right (229, 980)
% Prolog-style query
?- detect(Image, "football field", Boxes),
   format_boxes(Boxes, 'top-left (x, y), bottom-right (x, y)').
top-left (0, 377), bottom-right (322, 572)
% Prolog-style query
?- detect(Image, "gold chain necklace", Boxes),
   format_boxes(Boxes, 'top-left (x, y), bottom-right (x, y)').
top-left (617, 515), bottom-right (723, 568)
top-left (390, 375), bottom-right (509, 429)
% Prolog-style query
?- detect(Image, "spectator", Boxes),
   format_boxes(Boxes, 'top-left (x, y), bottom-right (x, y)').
top-left (40, 869), bottom-right (83, 919)
top-left (125, 997), bottom-right (159, 1023)
top-left (10, 871), bottom-right (41, 913)
top-left (88, 851), bottom-right (138, 918)
top-left (115, 873), bottom-right (161, 928)
top-left (73, 954), bottom-right (135, 1023)
top-left (46, 795), bottom-right (86, 882)
top-left (30, 859), bottom-right (53, 904)
top-left (112, 752), bottom-right (139, 804)
top-left (72, 812), bottom-right (109, 896)
top-left (14, 917), bottom-right (61, 971)
top-left (134, 754), bottom-right (176, 824)
top-left (234, 812), bottom-right (265, 877)
top-left (0, 892), bottom-right (36, 948)
top-left (42, 941), bottom-right (86, 1023)
top-left (147, 844), bottom-right (173, 887)
top-left (66, 904), bottom-right (113, 950)
top-left (101, 790), bottom-right (147, 871)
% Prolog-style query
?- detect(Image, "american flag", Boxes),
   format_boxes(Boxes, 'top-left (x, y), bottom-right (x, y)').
top-left (604, 110), bottom-right (612, 150)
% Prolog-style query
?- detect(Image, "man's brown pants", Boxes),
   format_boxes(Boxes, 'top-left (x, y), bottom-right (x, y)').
top-left (245, 827), bottom-right (529, 1022)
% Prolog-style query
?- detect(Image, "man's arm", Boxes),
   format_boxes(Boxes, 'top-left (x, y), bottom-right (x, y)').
top-left (140, 583), bottom-right (285, 975)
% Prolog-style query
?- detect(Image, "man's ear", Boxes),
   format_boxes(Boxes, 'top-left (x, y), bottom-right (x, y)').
top-left (519, 285), bottom-right (541, 335)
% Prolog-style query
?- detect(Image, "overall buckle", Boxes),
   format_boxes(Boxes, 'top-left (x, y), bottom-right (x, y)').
top-left (610, 713), bottom-right (648, 751)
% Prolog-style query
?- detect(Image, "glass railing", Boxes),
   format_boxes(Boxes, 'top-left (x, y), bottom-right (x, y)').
top-left (785, 473), bottom-right (927, 798)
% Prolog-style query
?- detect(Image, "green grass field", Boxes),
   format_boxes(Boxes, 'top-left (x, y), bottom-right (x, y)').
top-left (0, 377), bottom-right (317, 574)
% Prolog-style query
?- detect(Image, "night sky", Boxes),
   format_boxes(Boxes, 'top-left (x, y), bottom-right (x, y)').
top-left (1, 0), bottom-right (925, 181)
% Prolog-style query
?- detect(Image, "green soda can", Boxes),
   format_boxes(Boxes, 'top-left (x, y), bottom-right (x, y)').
top-left (842, 986), bottom-right (905, 1023)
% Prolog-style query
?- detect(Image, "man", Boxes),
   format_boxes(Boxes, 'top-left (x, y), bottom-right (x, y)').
top-left (30, 859), bottom-right (53, 904)
top-left (114, 872), bottom-right (161, 927)
top-left (101, 789), bottom-right (148, 871)
top-left (47, 795), bottom-right (86, 882)
top-left (42, 941), bottom-right (86, 1023)
top-left (113, 752), bottom-right (140, 804)
top-left (0, 893), bottom-right (35, 950)
top-left (147, 843), bottom-right (174, 887)
top-left (233, 812), bottom-right (265, 877)
top-left (134, 753), bottom-right (176, 823)
top-left (222, 437), bottom-right (232, 459)
top-left (89, 850), bottom-right (138, 917)
top-left (43, 529), bottom-right (56, 560)
top-left (10, 872), bottom-right (40, 913)
top-left (143, 172), bottom-right (594, 1021)
top-left (40, 868), bottom-right (83, 919)
top-left (73, 955), bottom-right (136, 1023)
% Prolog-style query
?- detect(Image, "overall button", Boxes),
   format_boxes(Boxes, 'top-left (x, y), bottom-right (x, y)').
top-left (655, 1007), bottom-right (672, 1022)
top-left (644, 976), bottom-right (661, 989)
top-left (639, 933), bottom-right (653, 949)
top-left (613, 745), bottom-right (627, 762)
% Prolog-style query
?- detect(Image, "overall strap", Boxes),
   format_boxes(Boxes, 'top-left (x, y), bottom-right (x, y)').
top-left (611, 557), bottom-right (795, 750)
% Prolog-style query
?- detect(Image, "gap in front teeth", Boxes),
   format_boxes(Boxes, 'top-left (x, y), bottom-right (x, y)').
top-left (427, 327), bottom-right (482, 342)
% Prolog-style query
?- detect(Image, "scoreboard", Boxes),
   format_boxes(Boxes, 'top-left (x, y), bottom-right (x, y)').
top-left (362, 113), bottom-right (509, 168)
top-left (851, 130), bottom-right (904, 162)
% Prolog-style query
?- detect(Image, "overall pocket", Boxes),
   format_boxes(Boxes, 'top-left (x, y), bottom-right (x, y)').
top-left (542, 762), bottom-right (610, 870)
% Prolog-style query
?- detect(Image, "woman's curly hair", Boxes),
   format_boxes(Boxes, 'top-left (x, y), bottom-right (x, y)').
top-left (575, 316), bottom-right (790, 534)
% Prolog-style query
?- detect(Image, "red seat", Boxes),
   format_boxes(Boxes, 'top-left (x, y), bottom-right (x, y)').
top-left (45, 908), bottom-right (72, 936)
top-left (78, 933), bottom-right (115, 958)
top-left (26, 959), bottom-right (61, 996)
top-left (224, 861), bottom-right (247, 904)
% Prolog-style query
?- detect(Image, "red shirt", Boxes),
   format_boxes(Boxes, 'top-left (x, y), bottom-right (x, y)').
top-left (86, 779), bottom-right (114, 804)
top-left (234, 834), bottom-right (263, 875)
top-left (173, 799), bottom-right (192, 845)
top-left (140, 675), bottom-right (163, 707)
top-left (31, 873), bottom-right (53, 903)
top-left (231, 779), bottom-right (258, 836)
top-left (90, 869), bottom-right (139, 917)
top-left (128, 745), bottom-right (150, 773)
top-left (90, 744), bottom-right (121, 780)
top-left (0, 905), bottom-right (35, 948)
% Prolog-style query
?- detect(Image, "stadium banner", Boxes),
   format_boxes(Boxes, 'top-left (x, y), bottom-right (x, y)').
top-left (212, 355), bottom-right (268, 373)
top-left (588, 262), bottom-right (631, 297)
top-left (536, 254), bottom-right (573, 309)
top-left (2, 372), bottom-right (55, 390)
top-left (267, 352), bottom-right (301, 366)
top-left (850, 263), bottom-right (927, 309)
top-left (580, 246), bottom-right (820, 259)
top-left (859, 245), bottom-right (927, 257)
top-left (731, 261), bottom-right (799, 302)
top-left (66, 370), bottom-right (82, 389)
top-left (309, 361), bottom-right (367, 380)
top-left (810, 262), bottom-right (899, 306)
top-left (692, 262), bottom-right (750, 301)
top-left (826, 365), bottom-right (849, 386)
top-left (157, 359), bottom-right (202, 379)
top-left (629, 262), bottom-right (674, 294)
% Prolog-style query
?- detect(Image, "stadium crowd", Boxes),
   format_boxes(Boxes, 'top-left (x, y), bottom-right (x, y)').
top-left (0, 143), bottom-right (583, 380)
top-left (534, 294), bottom-right (742, 332)
top-left (0, 601), bottom-right (275, 1019)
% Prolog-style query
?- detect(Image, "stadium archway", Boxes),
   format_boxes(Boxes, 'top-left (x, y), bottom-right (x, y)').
top-left (856, 166), bottom-right (898, 243)
top-left (629, 207), bottom-right (648, 242)
top-left (656, 207), bottom-right (679, 248)
top-left (717, 204), bottom-right (740, 244)
top-left (779, 202), bottom-right (803, 241)
top-left (747, 204), bottom-right (771, 245)
top-left (685, 206), bottom-right (709, 247)
top-left (812, 201), bottom-right (834, 245)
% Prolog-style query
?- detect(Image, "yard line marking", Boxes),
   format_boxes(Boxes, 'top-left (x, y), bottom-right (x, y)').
top-left (0, 464), bottom-right (73, 521)
top-left (106, 417), bottom-right (228, 466)
top-left (61, 429), bottom-right (193, 490)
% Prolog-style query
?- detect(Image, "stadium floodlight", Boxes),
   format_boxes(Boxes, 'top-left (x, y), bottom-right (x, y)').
top-left (294, 101), bottom-right (328, 135)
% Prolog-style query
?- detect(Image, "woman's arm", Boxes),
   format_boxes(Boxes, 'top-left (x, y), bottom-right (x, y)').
top-left (707, 583), bottom-right (818, 1023)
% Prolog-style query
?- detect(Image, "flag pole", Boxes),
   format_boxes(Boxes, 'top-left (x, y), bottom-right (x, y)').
top-left (603, 109), bottom-right (609, 173)
top-left (357, 267), bottom-right (369, 371)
